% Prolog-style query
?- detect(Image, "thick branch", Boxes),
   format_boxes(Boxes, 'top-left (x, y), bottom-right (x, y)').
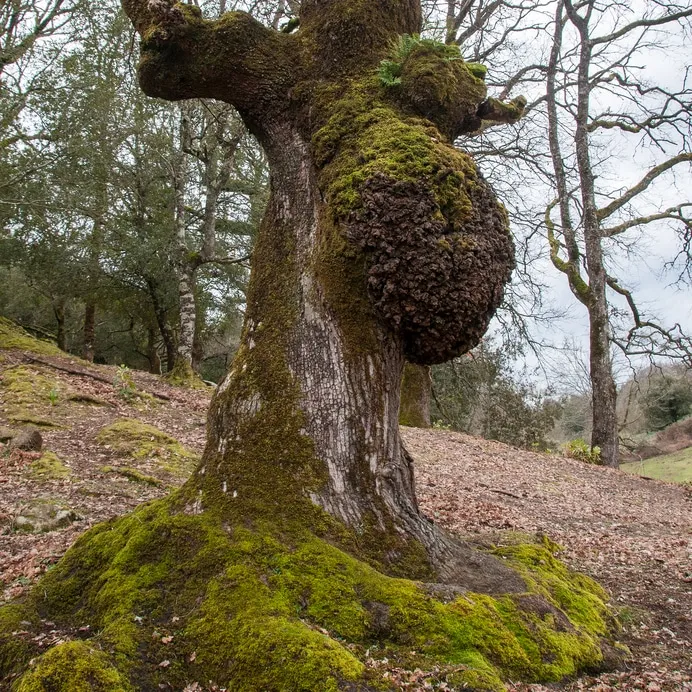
top-left (545, 200), bottom-right (591, 307)
top-left (121, 0), bottom-right (298, 115)
top-left (592, 8), bottom-right (692, 46)
top-left (602, 204), bottom-right (692, 237)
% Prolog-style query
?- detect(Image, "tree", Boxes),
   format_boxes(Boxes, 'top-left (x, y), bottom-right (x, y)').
top-left (0, 1), bottom-right (618, 688)
top-left (431, 341), bottom-right (560, 450)
top-left (168, 99), bottom-right (257, 383)
top-left (543, 0), bottom-right (692, 466)
top-left (641, 370), bottom-right (692, 431)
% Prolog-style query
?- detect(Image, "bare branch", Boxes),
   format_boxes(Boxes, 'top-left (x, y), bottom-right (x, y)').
top-left (597, 154), bottom-right (692, 222)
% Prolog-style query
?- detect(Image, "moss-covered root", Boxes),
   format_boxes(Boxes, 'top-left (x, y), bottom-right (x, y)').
top-left (163, 360), bottom-right (208, 389)
top-left (15, 641), bottom-right (131, 692)
top-left (0, 498), bottom-right (622, 691)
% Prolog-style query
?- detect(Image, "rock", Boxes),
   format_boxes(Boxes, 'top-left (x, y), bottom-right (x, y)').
top-left (13, 498), bottom-right (83, 533)
top-left (0, 426), bottom-right (15, 443)
top-left (10, 427), bottom-right (43, 451)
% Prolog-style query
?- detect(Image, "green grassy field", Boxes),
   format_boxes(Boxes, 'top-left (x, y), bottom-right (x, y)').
top-left (621, 446), bottom-right (692, 484)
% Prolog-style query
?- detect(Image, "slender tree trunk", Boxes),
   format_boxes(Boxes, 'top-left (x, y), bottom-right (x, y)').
top-left (53, 300), bottom-right (66, 351)
top-left (568, 2), bottom-right (619, 467)
top-left (82, 301), bottom-right (96, 362)
top-left (588, 289), bottom-right (619, 466)
top-left (147, 278), bottom-right (177, 372)
top-left (147, 325), bottom-right (162, 374)
top-left (192, 312), bottom-right (204, 374)
top-left (172, 104), bottom-right (198, 379)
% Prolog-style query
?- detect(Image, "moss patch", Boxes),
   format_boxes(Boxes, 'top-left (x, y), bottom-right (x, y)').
top-left (311, 78), bottom-right (514, 365)
top-left (163, 360), bottom-right (209, 390)
top-left (100, 465), bottom-right (165, 487)
top-left (0, 365), bottom-right (96, 427)
top-left (0, 497), bottom-right (618, 691)
top-left (96, 419), bottom-right (198, 477)
top-left (0, 318), bottom-right (64, 357)
top-left (0, 603), bottom-right (40, 681)
top-left (28, 451), bottom-right (71, 481)
top-left (377, 35), bottom-right (488, 139)
top-left (16, 640), bottom-right (132, 692)
top-left (1, 366), bottom-right (62, 428)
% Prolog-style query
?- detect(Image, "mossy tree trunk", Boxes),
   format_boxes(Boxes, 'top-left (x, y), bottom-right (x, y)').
top-left (121, 0), bottom-right (520, 584)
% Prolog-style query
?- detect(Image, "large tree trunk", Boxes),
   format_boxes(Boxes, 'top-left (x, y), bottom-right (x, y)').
top-left (192, 126), bottom-right (517, 587)
top-left (127, 0), bottom-right (518, 584)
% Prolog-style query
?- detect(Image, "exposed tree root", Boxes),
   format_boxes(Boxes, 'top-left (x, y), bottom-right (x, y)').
top-left (1, 492), bottom-right (624, 691)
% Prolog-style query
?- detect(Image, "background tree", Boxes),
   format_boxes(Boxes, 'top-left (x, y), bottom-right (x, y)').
top-left (543, 0), bottom-right (692, 466)
top-left (431, 340), bottom-right (560, 450)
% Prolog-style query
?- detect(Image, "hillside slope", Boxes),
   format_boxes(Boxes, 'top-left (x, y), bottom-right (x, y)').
top-left (1, 323), bottom-right (690, 691)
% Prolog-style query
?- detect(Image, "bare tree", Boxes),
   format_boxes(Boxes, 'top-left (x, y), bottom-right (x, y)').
top-left (544, 0), bottom-right (692, 466)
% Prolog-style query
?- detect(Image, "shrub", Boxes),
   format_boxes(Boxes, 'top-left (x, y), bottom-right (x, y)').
top-left (562, 438), bottom-right (601, 464)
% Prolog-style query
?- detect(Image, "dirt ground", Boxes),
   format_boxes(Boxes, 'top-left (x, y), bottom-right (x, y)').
top-left (1, 343), bottom-right (690, 690)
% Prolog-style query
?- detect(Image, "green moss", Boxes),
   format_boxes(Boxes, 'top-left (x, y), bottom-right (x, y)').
top-left (377, 34), bottom-right (463, 87)
top-left (96, 419), bottom-right (198, 477)
top-left (0, 318), bottom-right (64, 356)
top-left (0, 365), bottom-right (91, 427)
top-left (313, 81), bottom-right (477, 226)
top-left (100, 465), bottom-right (165, 487)
top-left (0, 603), bottom-right (39, 681)
top-left (163, 360), bottom-right (208, 389)
top-left (16, 640), bottom-right (132, 692)
top-left (493, 543), bottom-right (611, 636)
top-left (309, 78), bottom-right (484, 360)
top-left (0, 501), bottom-right (616, 690)
top-left (28, 452), bottom-right (71, 481)
top-left (1, 366), bottom-right (60, 425)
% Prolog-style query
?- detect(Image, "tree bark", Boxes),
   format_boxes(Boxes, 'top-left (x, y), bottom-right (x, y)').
top-left (146, 325), bottom-right (162, 374)
top-left (53, 299), bottom-right (66, 351)
top-left (566, 1), bottom-right (619, 467)
top-left (172, 104), bottom-right (198, 378)
top-left (146, 277), bottom-right (177, 372)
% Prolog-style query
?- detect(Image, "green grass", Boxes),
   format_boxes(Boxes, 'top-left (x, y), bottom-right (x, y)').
top-left (621, 446), bottom-right (692, 484)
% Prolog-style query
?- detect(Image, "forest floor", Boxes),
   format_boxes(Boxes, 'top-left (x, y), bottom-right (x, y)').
top-left (1, 335), bottom-right (690, 691)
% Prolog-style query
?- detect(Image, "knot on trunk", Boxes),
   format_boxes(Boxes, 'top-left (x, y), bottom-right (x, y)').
top-left (348, 173), bottom-right (514, 365)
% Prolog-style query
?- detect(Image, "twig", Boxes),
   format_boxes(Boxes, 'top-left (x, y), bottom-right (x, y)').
top-left (23, 356), bottom-right (171, 401)
top-left (478, 482), bottom-right (524, 500)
